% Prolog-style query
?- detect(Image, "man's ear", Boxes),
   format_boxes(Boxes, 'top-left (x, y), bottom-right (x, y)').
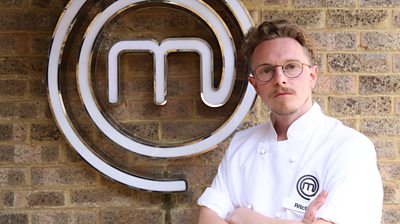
top-left (248, 76), bottom-right (258, 93)
top-left (309, 65), bottom-right (318, 89)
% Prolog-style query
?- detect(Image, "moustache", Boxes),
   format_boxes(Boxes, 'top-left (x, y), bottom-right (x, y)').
top-left (270, 88), bottom-right (295, 97)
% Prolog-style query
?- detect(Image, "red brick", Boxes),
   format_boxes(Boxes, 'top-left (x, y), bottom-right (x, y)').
top-left (0, 168), bottom-right (27, 187)
top-left (71, 188), bottom-right (134, 206)
top-left (101, 209), bottom-right (164, 224)
top-left (328, 96), bottom-right (392, 116)
top-left (383, 182), bottom-right (399, 204)
top-left (373, 140), bottom-right (398, 161)
top-left (0, 124), bottom-right (13, 141)
top-left (382, 207), bottom-right (400, 224)
top-left (0, 11), bottom-right (59, 31)
top-left (327, 9), bottom-right (389, 29)
top-left (30, 0), bottom-right (67, 9)
top-left (262, 10), bottom-right (324, 29)
top-left (314, 75), bottom-right (357, 95)
top-left (30, 122), bottom-right (62, 141)
top-left (27, 191), bottom-right (64, 207)
top-left (0, 0), bottom-right (23, 8)
top-left (0, 145), bottom-right (14, 162)
top-left (295, 0), bottom-right (355, 7)
top-left (0, 80), bottom-right (26, 97)
top-left (328, 53), bottom-right (389, 73)
top-left (379, 164), bottom-right (400, 181)
top-left (170, 207), bottom-right (200, 224)
top-left (29, 79), bottom-right (47, 98)
top-left (0, 33), bottom-right (30, 55)
top-left (0, 57), bottom-right (46, 76)
top-left (13, 123), bottom-right (28, 142)
top-left (32, 166), bottom-right (96, 186)
top-left (361, 118), bottom-right (400, 136)
top-left (2, 190), bottom-right (14, 207)
top-left (32, 211), bottom-right (96, 224)
top-left (0, 213), bottom-right (28, 224)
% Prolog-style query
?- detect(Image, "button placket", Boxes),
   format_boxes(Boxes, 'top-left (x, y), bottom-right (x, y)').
top-left (257, 142), bottom-right (270, 156)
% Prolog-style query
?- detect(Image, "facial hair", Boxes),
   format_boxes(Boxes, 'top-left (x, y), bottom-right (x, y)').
top-left (268, 89), bottom-right (311, 117)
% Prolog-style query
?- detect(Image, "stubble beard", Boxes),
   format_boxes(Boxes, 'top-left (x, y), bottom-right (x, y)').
top-left (268, 93), bottom-right (312, 117)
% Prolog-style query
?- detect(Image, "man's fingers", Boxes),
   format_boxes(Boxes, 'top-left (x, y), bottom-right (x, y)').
top-left (303, 211), bottom-right (316, 224)
top-left (302, 191), bottom-right (328, 224)
top-left (311, 191), bottom-right (328, 209)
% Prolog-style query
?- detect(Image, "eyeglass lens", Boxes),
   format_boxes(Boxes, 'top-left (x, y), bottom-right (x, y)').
top-left (253, 60), bottom-right (304, 82)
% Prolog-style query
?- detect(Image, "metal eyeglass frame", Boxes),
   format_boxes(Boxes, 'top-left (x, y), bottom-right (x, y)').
top-left (249, 60), bottom-right (312, 83)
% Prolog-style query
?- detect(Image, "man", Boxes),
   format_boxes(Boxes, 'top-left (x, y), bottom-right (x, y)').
top-left (197, 19), bottom-right (383, 224)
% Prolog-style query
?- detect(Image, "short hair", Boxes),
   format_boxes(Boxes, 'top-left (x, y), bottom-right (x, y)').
top-left (241, 19), bottom-right (315, 65)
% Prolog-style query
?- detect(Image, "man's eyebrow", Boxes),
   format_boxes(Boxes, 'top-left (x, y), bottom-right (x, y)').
top-left (255, 59), bottom-right (302, 66)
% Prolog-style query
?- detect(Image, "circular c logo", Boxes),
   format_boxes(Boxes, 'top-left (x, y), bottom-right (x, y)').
top-left (47, 0), bottom-right (255, 192)
top-left (296, 175), bottom-right (320, 200)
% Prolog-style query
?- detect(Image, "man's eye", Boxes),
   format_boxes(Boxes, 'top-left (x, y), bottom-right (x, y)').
top-left (285, 63), bottom-right (300, 70)
top-left (261, 67), bottom-right (273, 74)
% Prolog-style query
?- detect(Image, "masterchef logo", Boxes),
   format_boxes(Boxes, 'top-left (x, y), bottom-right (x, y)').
top-left (47, 0), bottom-right (255, 192)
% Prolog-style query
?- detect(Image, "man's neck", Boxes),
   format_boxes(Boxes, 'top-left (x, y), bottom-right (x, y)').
top-left (271, 115), bottom-right (295, 141)
top-left (271, 102), bottom-right (314, 141)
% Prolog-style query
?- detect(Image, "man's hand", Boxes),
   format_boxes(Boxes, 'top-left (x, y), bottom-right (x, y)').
top-left (226, 207), bottom-right (269, 224)
top-left (302, 191), bottom-right (328, 224)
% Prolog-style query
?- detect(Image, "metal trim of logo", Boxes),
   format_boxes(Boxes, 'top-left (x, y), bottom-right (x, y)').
top-left (47, 0), bottom-right (255, 192)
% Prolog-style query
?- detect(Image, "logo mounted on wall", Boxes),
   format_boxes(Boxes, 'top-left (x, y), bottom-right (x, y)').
top-left (47, 0), bottom-right (255, 192)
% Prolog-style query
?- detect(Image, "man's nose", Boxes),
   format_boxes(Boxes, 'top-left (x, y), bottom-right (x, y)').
top-left (273, 66), bottom-right (287, 85)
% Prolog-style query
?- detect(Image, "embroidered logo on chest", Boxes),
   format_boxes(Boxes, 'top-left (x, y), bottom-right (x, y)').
top-left (296, 175), bottom-right (319, 200)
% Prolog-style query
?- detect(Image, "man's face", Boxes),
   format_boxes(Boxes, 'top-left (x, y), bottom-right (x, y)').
top-left (249, 37), bottom-right (318, 118)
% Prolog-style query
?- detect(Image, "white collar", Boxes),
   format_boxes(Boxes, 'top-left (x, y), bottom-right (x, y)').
top-left (266, 102), bottom-right (324, 142)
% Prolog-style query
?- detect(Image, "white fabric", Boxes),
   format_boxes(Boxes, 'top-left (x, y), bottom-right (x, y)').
top-left (198, 103), bottom-right (383, 223)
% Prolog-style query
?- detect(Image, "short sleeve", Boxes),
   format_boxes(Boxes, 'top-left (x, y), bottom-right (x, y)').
top-left (197, 187), bottom-right (234, 218)
top-left (197, 139), bottom-right (236, 219)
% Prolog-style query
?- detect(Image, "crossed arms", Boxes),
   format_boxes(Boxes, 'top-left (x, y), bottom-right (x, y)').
top-left (198, 191), bottom-right (334, 224)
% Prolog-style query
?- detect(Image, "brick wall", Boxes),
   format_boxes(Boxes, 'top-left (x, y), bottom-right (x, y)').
top-left (0, 0), bottom-right (399, 223)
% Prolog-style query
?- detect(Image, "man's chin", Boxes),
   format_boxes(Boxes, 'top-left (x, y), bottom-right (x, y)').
top-left (270, 107), bottom-right (297, 116)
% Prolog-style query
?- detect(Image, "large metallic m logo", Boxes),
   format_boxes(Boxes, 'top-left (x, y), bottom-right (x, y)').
top-left (47, 0), bottom-right (255, 192)
top-left (108, 38), bottom-right (235, 107)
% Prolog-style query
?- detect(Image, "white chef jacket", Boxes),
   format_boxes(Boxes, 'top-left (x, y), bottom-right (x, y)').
top-left (198, 103), bottom-right (383, 223)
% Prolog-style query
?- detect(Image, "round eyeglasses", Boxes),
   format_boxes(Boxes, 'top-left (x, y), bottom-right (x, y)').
top-left (250, 60), bottom-right (312, 82)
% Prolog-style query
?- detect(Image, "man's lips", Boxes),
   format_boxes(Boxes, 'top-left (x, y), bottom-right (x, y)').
top-left (274, 92), bottom-right (291, 97)
top-left (272, 90), bottom-right (294, 98)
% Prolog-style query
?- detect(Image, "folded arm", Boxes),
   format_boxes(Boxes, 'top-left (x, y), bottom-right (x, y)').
top-left (198, 192), bottom-right (332, 224)
top-left (198, 207), bottom-right (229, 224)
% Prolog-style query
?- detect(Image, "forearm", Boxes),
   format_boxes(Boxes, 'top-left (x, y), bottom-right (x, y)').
top-left (198, 207), bottom-right (229, 224)
top-left (227, 207), bottom-right (332, 224)
top-left (245, 217), bottom-right (331, 224)
top-left (198, 206), bottom-right (300, 224)
top-left (244, 191), bottom-right (331, 224)
top-left (227, 208), bottom-right (299, 224)
top-left (199, 192), bottom-right (331, 224)
top-left (258, 218), bottom-right (300, 224)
